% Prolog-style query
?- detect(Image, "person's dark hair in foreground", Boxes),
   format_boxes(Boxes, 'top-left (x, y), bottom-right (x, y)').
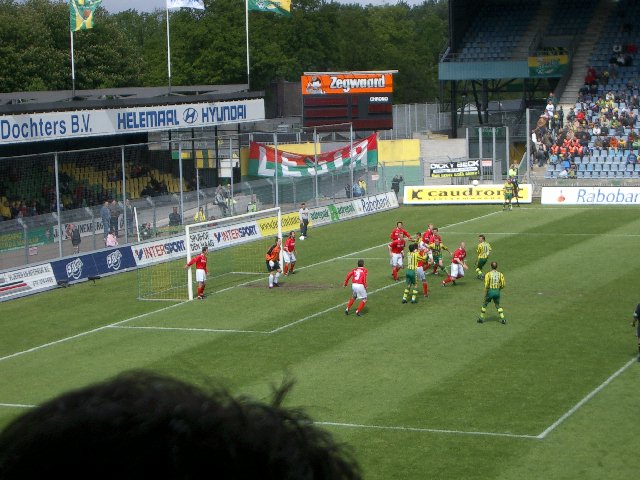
top-left (0, 371), bottom-right (361, 480)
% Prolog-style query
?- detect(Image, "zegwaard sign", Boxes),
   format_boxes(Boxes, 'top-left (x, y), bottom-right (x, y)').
top-left (0, 99), bottom-right (265, 144)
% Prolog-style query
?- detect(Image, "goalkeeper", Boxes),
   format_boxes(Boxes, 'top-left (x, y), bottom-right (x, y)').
top-left (265, 238), bottom-right (282, 289)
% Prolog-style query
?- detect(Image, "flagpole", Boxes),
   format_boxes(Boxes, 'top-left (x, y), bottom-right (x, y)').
top-left (166, 6), bottom-right (172, 94)
top-left (273, 133), bottom-right (279, 207)
top-left (70, 30), bottom-right (76, 98)
top-left (245, 0), bottom-right (250, 88)
top-left (313, 128), bottom-right (318, 207)
top-left (349, 123), bottom-right (354, 194)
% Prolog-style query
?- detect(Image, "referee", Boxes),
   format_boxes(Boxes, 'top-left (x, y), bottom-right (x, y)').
top-left (478, 261), bottom-right (506, 324)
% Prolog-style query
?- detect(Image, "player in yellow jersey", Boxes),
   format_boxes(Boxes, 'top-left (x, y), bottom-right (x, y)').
top-left (475, 234), bottom-right (492, 279)
top-left (503, 179), bottom-right (514, 211)
top-left (478, 261), bottom-right (506, 324)
top-left (402, 243), bottom-right (419, 304)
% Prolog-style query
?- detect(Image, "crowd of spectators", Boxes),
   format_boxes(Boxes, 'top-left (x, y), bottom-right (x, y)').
top-left (531, 44), bottom-right (640, 177)
top-left (0, 159), bottom-right (177, 222)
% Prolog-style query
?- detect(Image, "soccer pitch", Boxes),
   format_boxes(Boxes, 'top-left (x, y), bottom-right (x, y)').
top-left (1, 204), bottom-right (639, 479)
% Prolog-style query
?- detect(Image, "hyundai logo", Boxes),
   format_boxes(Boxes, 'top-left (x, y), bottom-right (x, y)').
top-left (183, 108), bottom-right (198, 124)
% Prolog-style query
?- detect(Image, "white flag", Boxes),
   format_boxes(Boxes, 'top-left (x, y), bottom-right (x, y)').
top-left (166, 0), bottom-right (205, 9)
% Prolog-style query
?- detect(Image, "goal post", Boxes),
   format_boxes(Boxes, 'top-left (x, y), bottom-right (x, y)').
top-left (185, 207), bottom-right (282, 300)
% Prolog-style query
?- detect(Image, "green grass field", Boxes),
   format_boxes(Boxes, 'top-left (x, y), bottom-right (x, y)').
top-left (1, 204), bottom-right (639, 479)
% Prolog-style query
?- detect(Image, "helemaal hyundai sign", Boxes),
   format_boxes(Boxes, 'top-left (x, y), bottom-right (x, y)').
top-left (0, 99), bottom-right (265, 144)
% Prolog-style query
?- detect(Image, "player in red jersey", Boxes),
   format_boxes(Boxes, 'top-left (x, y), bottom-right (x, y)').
top-left (283, 231), bottom-right (297, 275)
top-left (265, 238), bottom-right (282, 288)
top-left (421, 224), bottom-right (434, 245)
top-left (388, 236), bottom-right (406, 281)
top-left (185, 246), bottom-right (209, 299)
top-left (416, 234), bottom-right (430, 297)
top-left (344, 259), bottom-right (368, 317)
top-left (442, 241), bottom-right (468, 286)
top-left (390, 221), bottom-right (412, 241)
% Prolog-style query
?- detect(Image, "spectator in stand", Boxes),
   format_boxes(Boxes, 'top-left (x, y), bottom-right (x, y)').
top-left (358, 177), bottom-right (367, 195)
top-left (585, 66), bottom-right (598, 85)
top-left (609, 135), bottom-right (619, 152)
top-left (557, 106), bottom-right (564, 129)
top-left (100, 200), bottom-right (110, 240)
top-left (141, 182), bottom-right (154, 197)
top-left (169, 207), bottom-right (182, 226)
top-left (626, 151), bottom-right (638, 165)
top-left (109, 200), bottom-right (121, 237)
top-left (576, 109), bottom-right (586, 125)
top-left (194, 206), bottom-right (206, 223)
top-left (105, 229), bottom-right (118, 247)
top-left (0, 200), bottom-right (11, 220)
top-left (214, 186), bottom-right (228, 217)
top-left (28, 200), bottom-right (38, 217)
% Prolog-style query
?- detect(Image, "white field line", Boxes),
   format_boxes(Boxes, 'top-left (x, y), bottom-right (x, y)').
top-left (113, 325), bottom-right (267, 334)
top-left (0, 302), bottom-right (186, 363)
top-left (0, 403), bottom-right (35, 409)
top-left (445, 231), bottom-right (640, 238)
top-left (268, 282), bottom-right (400, 334)
top-left (315, 421), bottom-right (539, 440)
top-left (536, 357), bottom-right (638, 439)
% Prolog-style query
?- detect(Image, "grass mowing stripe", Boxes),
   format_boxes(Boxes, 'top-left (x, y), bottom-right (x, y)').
top-left (537, 357), bottom-right (638, 439)
top-left (0, 301), bottom-right (186, 363)
top-left (315, 421), bottom-right (540, 439)
top-left (268, 282), bottom-right (401, 334)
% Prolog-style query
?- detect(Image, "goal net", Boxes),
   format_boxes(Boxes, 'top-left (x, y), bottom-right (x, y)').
top-left (137, 207), bottom-right (282, 301)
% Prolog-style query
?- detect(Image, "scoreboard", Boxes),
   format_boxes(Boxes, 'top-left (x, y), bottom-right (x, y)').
top-left (301, 71), bottom-right (395, 131)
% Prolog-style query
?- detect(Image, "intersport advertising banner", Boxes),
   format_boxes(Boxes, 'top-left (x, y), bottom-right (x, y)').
top-left (0, 99), bottom-right (265, 144)
top-left (541, 187), bottom-right (640, 205)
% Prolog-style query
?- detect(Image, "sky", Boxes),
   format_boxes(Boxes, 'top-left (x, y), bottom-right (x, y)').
top-left (102, 0), bottom-right (426, 14)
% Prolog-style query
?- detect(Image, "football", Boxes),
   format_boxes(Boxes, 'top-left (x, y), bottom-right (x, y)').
top-left (472, 179), bottom-right (479, 186)
top-left (299, 235), bottom-right (305, 241)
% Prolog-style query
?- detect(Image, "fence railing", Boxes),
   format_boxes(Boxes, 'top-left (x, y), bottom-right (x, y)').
top-left (0, 132), bottom-right (385, 271)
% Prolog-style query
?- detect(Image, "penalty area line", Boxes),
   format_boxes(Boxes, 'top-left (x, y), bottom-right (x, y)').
top-left (268, 282), bottom-right (399, 334)
top-left (316, 421), bottom-right (539, 439)
top-left (537, 356), bottom-right (637, 439)
top-left (111, 325), bottom-right (267, 334)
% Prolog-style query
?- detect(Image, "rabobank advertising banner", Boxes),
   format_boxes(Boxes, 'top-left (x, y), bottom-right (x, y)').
top-left (0, 263), bottom-right (57, 301)
top-left (541, 187), bottom-right (640, 205)
top-left (0, 99), bottom-right (265, 144)
top-left (403, 184), bottom-right (533, 205)
top-left (310, 192), bottom-right (399, 226)
top-left (50, 247), bottom-right (136, 283)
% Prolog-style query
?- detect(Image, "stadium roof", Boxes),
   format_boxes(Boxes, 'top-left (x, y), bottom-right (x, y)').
top-left (0, 84), bottom-right (261, 115)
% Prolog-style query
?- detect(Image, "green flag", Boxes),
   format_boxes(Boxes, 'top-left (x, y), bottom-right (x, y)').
top-left (70, 0), bottom-right (102, 32)
top-left (248, 0), bottom-right (291, 16)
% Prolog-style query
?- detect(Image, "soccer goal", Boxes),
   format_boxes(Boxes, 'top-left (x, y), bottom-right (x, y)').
top-left (138, 207), bottom-right (282, 301)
